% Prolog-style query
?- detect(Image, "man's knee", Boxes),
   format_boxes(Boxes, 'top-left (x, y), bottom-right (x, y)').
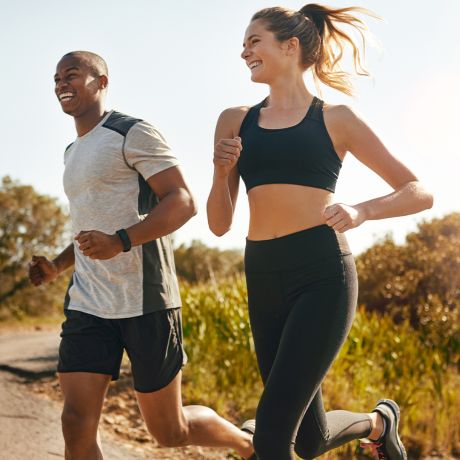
top-left (61, 405), bottom-right (99, 442)
top-left (146, 420), bottom-right (189, 448)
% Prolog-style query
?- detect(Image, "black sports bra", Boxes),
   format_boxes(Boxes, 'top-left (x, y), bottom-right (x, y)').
top-left (237, 97), bottom-right (342, 193)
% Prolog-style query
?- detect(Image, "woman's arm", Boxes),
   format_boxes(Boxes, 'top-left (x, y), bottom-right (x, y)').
top-left (207, 107), bottom-right (247, 236)
top-left (323, 105), bottom-right (434, 232)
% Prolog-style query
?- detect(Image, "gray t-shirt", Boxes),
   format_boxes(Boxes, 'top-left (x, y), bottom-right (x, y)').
top-left (63, 110), bottom-right (181, 319)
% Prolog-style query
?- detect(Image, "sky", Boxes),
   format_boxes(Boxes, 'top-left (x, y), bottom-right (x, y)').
top-left (1, 0), bottom-right (459, 254)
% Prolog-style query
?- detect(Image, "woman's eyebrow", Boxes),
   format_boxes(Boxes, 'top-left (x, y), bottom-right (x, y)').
top-left (243, 34), bottom-right (261, 47)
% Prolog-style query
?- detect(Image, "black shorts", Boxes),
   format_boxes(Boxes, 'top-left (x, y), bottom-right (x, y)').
top-left (58, 308), bottom-right (186, 393)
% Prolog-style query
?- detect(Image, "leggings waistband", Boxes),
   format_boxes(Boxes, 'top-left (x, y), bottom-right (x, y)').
top-left (244, 224), bottom-right (351, 272)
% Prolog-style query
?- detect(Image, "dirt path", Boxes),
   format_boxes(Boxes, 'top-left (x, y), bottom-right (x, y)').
top-left (0, 328), bottom-right (234, 460)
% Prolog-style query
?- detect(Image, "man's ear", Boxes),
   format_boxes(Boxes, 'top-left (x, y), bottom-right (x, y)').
top-left (99, 75), bottom-right (108, 90)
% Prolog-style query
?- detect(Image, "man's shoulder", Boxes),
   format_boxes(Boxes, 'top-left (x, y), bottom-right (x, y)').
top-left (64, 142), bottom-right (74, 152)
top-left (102, 111), bottom-right (145, 137)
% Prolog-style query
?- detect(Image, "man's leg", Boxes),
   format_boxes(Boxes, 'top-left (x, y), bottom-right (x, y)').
top-left (59, 372), bottom-right (111, 460)
top-left (122, 308), bottom-right (253, 458)
top-left (136, 370), bottom-right (253, 459)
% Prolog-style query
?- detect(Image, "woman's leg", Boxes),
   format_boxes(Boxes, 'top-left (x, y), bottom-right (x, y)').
top-left (293, 254), bottom-right (374, 458)
top-left (246, 269), bottom-right (293, 459)
top-left (248, 255), bottom-right (373, 459)
top-left (294, 387), bottom-right (372, 459)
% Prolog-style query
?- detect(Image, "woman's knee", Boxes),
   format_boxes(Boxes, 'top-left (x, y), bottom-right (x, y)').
top-left (253, 429), bottom-right (292, 460)
top-left (294, 436), bottom-right (325, 459)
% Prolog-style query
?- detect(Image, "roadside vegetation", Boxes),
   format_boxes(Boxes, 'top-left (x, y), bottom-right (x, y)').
top-left (2, 176), bottom-right (459, 458)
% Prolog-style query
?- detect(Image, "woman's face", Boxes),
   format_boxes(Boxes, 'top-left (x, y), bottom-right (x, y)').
top-left (241, 19), bottom-right (291, 84)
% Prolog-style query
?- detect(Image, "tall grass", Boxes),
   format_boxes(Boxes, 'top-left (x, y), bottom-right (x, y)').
top-left (181, 276), bottom-right (261, 420)
top-left (181, 276), bottom-right (460, 459)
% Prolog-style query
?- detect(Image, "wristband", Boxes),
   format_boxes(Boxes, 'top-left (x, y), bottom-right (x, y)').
top-left (116, 229), bottom-right (132, 252)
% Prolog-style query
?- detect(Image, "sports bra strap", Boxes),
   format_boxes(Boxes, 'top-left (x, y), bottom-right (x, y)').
top-left (307, 97), bottom-right (324, 123)
top-left (239, 100), bottom-right (265, 135)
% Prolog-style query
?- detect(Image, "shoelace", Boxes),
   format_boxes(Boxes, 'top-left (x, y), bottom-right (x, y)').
top-left (360, 441), bottom-right (386, 459)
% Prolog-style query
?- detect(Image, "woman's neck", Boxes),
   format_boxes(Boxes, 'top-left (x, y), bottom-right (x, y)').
top-left (267, 74), bottom-right (313, 109)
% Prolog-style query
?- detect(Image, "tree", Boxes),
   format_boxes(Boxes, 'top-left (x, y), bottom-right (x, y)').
top-left (174, 240), bottom-right (244, 283)
top-left (0, 176), bottom-right (70, 320)
top-left (356, 213), bottom-right (460, 367)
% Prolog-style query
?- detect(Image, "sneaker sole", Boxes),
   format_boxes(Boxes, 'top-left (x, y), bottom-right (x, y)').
top-left (241, 419), bottom-right (256, 435)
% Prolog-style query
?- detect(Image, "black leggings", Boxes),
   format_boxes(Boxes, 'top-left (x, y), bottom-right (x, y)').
top-left (245, 225), bottom-right (372, 460)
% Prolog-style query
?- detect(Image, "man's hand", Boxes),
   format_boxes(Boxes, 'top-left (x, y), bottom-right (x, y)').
top-left (28, 256), bottom-right (59, 286)
top-left (75, 230), bottom-right (123, 260)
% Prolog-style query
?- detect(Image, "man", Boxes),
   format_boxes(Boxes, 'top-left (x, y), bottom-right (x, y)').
top-left (29, 51), bottom-right (253, 460)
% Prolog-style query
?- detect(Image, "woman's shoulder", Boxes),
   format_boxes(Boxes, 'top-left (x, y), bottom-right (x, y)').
top-left (322, 102), bottom-right (371, 155)
top-left (219, 105), bottom-right (253, 122)
top-left (216, 106), bottom-right (253, 137)
top-left (322, 102), bottom-right (364, 133)
top-left (322, 102), bottom-right (359, 121)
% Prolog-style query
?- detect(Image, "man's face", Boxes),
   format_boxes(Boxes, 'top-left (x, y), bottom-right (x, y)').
top-left (54, 56), bottom-right (106, 117)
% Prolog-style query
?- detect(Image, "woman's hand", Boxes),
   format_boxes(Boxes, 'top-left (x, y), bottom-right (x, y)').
top-left (324, 203), bottom-right (367, 233)
top-left (213, 136), bottom-right (242, 178)
top-left (75, 230), bottom-right (123, 260)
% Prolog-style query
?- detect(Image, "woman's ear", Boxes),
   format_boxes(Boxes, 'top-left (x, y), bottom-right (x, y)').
top-left (284, 36), bottom-right (300, 56)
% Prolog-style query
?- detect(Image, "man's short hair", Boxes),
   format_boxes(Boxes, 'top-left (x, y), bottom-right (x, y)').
top-left (61, 51), bottom-right (108, 77)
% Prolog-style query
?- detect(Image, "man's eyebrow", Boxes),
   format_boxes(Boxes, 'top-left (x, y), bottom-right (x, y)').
top-left (54, 66), bottom-right (80, 78)
top-left (243, 34), bottom-right (261, 47)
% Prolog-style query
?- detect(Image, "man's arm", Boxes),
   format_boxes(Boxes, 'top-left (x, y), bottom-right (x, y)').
top-left (29, 243), bottom-right (75, 286)
top-left (127, 165), bottom-right (197, 245)
top-left (74, 166), bottom-right (197, 260)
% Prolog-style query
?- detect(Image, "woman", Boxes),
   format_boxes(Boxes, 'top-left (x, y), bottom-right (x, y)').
top-left (207, 4), bottom-right (433, 460)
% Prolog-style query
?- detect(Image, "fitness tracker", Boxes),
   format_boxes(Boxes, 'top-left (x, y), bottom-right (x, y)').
top-left (116, 229), bottom-right (132, 252)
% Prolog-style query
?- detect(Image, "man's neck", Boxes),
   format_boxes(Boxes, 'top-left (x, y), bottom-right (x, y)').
top-left (74, 105), bottom-right (108, 137)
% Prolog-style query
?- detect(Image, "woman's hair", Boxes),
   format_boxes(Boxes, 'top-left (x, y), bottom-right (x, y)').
top-left (251, 4), bottom-right (378, 96)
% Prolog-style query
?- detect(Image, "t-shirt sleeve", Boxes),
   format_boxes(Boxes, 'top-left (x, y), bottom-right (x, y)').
top-left (123, 121), bottom-right (179, 180)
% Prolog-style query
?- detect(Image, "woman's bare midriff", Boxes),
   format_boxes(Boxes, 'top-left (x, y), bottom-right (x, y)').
top-left (247, 184), bottom-right (335, 240)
